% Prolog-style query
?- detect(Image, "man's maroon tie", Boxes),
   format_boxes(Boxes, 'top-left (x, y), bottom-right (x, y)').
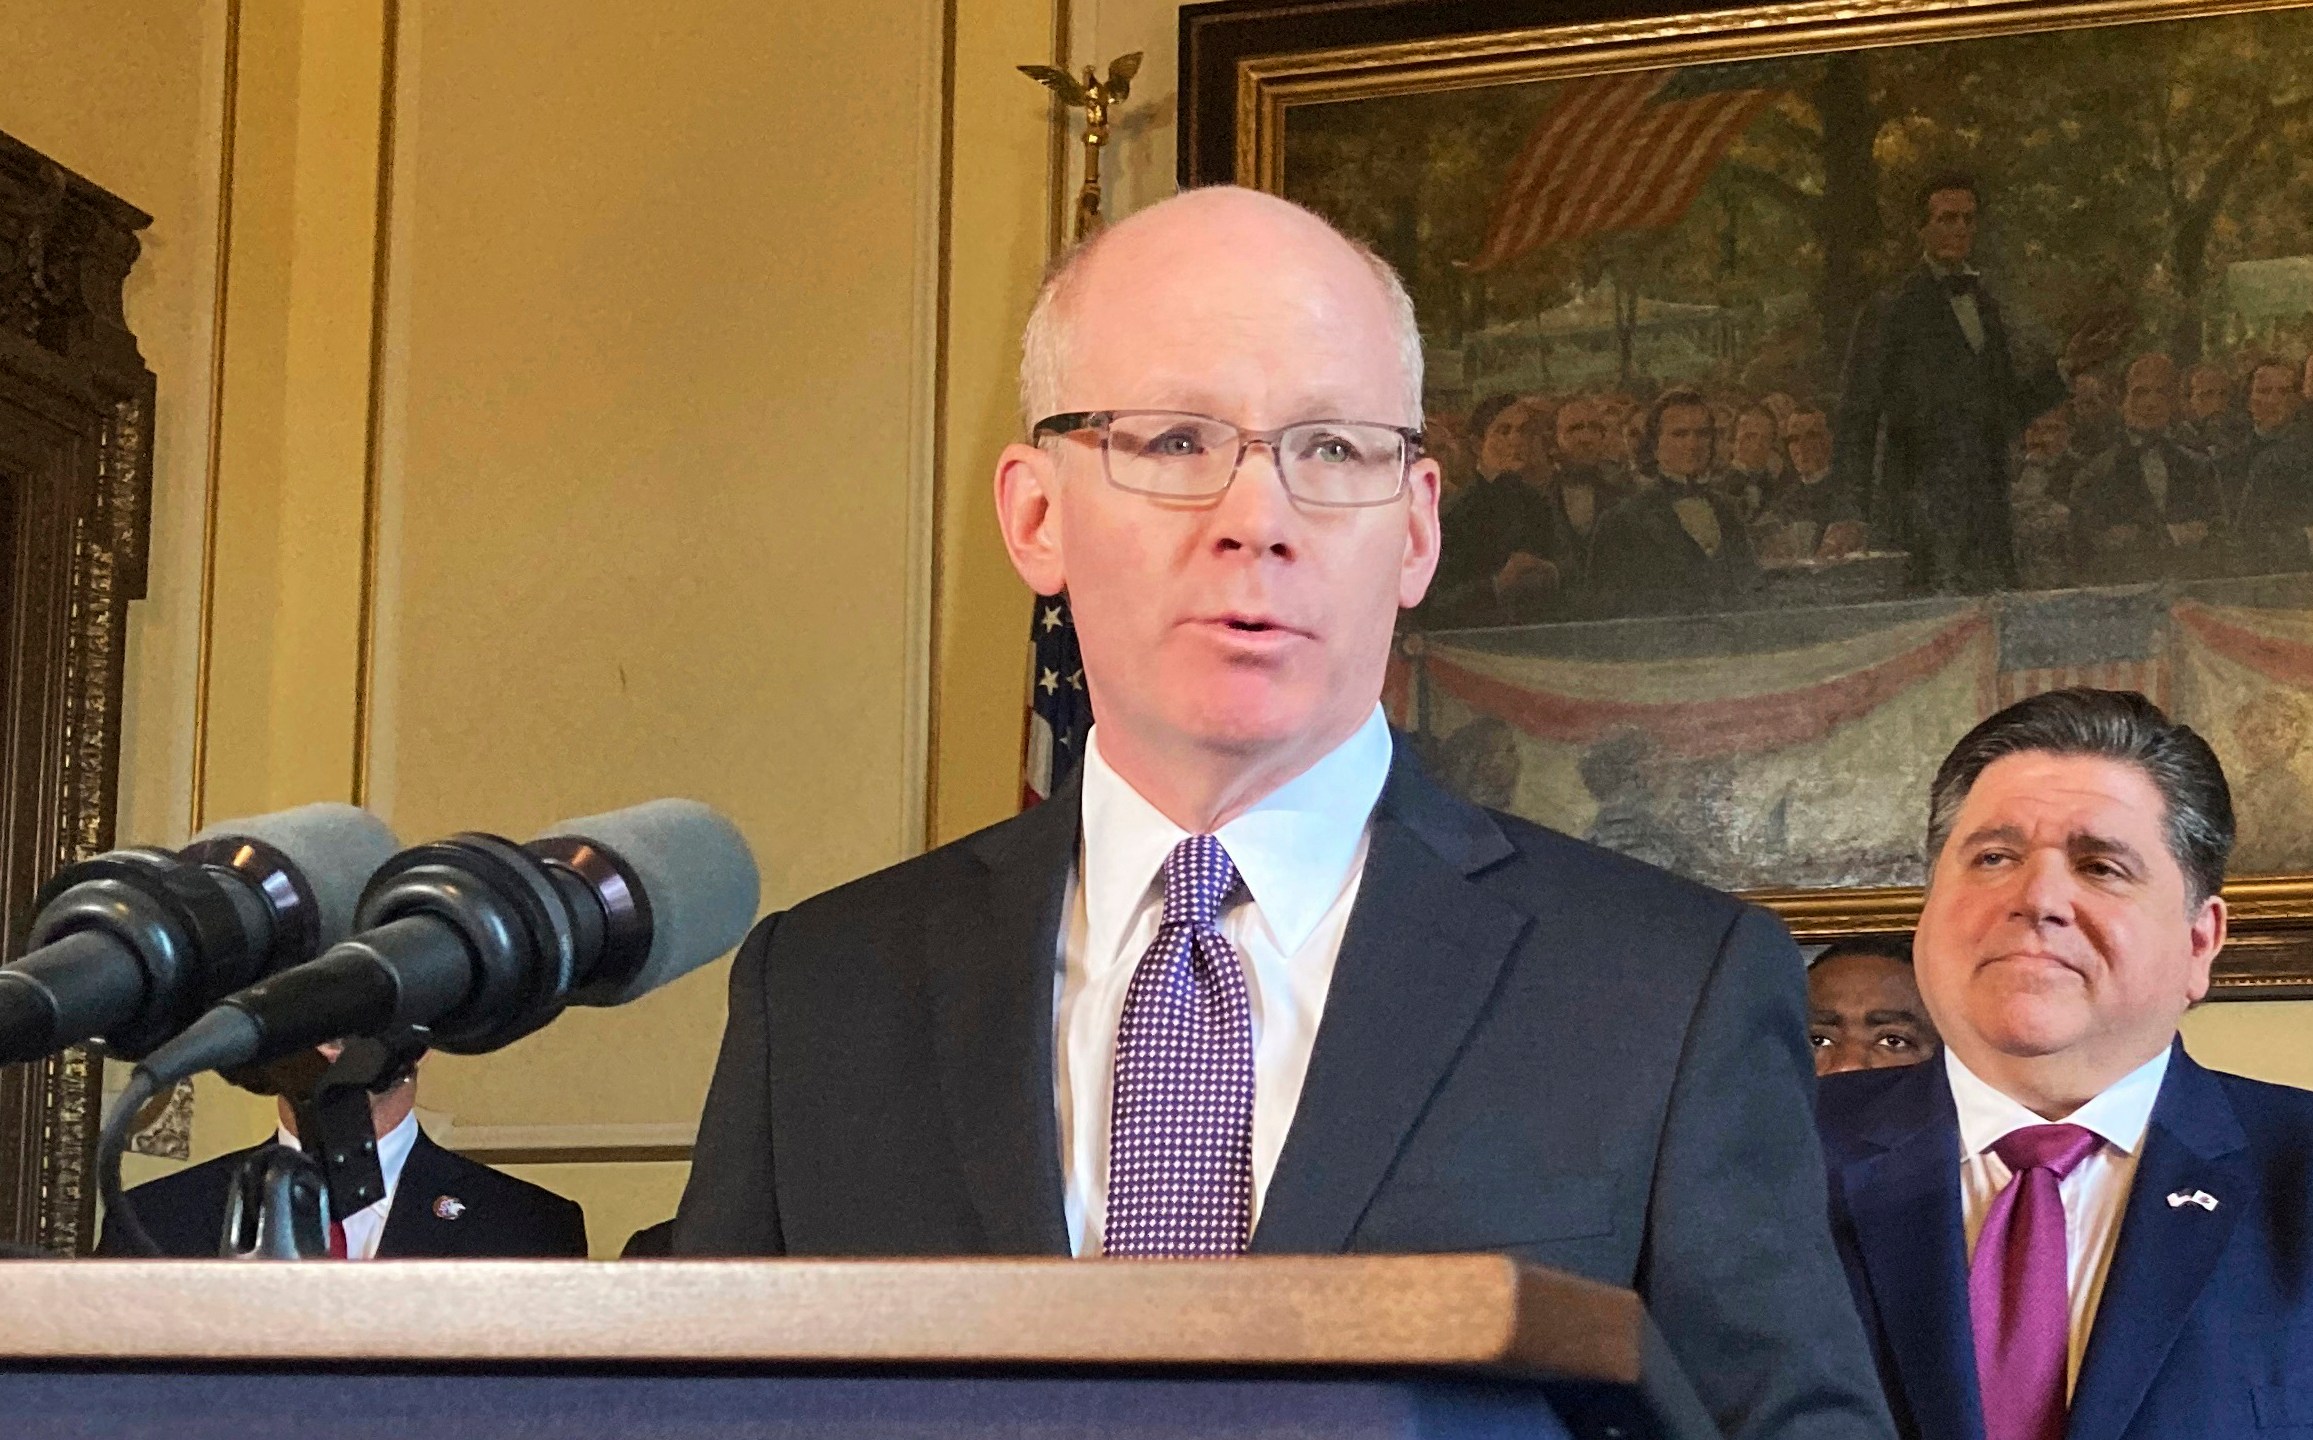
top-left (1969, 1123), bottom-right (2101, 1440)
top-left (327, 1219), bottom-right (349, 1260)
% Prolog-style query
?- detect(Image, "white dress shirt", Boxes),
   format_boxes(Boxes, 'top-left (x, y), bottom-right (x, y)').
top-left (1055, 705), bottom-right (1393, 1257)
top-left (2137, 442), bottom-right (2171, 513)
top-left (276, 1109), bottom-right (420, 1261)
top-left (1926, 258), bottom-right (1987, 353)
top-left (1949, 1046), bottom-right (2171, 1393)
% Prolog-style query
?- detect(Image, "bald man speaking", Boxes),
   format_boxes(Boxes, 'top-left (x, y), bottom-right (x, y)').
top-left (677, 189), bottom-right (1890, 1440)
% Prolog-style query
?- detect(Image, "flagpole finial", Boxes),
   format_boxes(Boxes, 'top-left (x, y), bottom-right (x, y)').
top-left (1020, 52), bottom-right (1143, 242)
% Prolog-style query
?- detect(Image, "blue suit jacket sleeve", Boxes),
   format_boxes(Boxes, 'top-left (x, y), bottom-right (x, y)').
top-left (1643, 905), bottom-right (1898, 1440)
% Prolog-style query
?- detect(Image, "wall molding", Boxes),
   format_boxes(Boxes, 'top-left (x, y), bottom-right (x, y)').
top-left (433, 1121), bottom-right (695, 1166)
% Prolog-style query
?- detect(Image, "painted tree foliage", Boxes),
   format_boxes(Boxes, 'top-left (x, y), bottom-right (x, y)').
top-left (1281, 8), bottom-right (2313, 400)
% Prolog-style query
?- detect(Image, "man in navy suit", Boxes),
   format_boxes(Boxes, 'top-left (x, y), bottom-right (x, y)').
top-left (98, 1047), bottom-right (587, 1259)
top-left (1819, 687), bottom-right (2313, 1439)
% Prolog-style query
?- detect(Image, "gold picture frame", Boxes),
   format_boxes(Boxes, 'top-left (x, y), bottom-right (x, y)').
top-left (1194, 0), bottom-right (2313, 996)
top-left (0, 127), bottom-right (158, 1248)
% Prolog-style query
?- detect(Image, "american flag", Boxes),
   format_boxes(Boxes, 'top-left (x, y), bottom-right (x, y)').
top-left (1023, 593), bottom-right (1094, 805)
top-left (1996, 659), bottom-right (2171, 712)
top-left (1468, 65), bottom-right (1779, 272)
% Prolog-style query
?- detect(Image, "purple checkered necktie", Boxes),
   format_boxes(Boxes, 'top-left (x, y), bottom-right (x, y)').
top-left (1101, 834), bottom-right (1255, 1257)
top-left (1970, 1123), bottom-right (2102, 1440)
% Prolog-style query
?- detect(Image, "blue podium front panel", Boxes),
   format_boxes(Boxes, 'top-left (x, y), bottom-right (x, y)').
top-left (0, 1368), bottom-right (1592, 1440)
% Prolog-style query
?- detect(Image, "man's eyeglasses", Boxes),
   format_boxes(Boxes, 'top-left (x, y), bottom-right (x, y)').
top-left (1032, 410), bottom-right (1423, 508)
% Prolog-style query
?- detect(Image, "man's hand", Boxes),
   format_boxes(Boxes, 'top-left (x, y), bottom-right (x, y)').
top-left (2096, 523), bottom-right (2141, 552)
top-left (2061, 306), bottom-right (2133, 378)
top-left (1492, 552), bottom-right (1560, 599)
top-left (1817, 520), bottom-right (1869, 559)
top-left (1751, 521), bottom-right (1805, 564)
top-left (2167, 520), bottom-right (2208, 549)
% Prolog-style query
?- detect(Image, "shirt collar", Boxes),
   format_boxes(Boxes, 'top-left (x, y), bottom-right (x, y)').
top-left (275, 1107), bottom-right (422, 1205)
top-left (1946, 1044), bottom-right (2171, 1161)
top-left (1079, 705), bottom-right (1392, 966)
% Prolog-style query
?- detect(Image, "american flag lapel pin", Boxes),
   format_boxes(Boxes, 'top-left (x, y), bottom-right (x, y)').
top-left (433, 1194), bottom-right (467, 1220)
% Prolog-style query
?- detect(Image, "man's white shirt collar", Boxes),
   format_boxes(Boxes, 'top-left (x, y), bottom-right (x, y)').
top-left (275, 1107), bottom-right (421, 1220)
top-left (1078, 705), bottom-right (1392, 969)
top-left (1947, 1044), bottom-right (2170, 1162)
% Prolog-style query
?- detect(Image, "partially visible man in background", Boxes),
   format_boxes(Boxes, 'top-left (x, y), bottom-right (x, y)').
top-left (2229, 358), bottom-right (2313, 572)
top-left (1591, 388), bottom-right (1758, 614)
top-left (2068, 352), bottom-right (2221, 582)
top-left (1423, 392), bottom-right (1565, 625)
top-left (1808, 935), bottom-right (1940, 1077)
top-left (99, 1047), bottom-right (588, 1259)
top-left (1756, 406), bottom-right (1866, 563)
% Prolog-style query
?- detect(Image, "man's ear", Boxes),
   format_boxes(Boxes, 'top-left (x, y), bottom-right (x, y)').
top-left (2183, 892), bottom-right (2226, 1004)
top-left (995, 441), bottom-right (1066, 596)
top-left (1398, 455), bottom-right (1443, 609)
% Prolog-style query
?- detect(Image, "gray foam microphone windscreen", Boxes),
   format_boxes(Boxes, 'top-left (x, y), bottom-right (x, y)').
top-left (532, 799), bottom-right (761, 1006)
top-left (191, 803), bottom-right (402, 947)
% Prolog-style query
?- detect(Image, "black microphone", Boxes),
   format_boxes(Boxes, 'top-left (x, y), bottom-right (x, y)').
top-left (0, 804), bottom-right (400, 1066)
top-left (134, 799), bottom-right (760, 1085)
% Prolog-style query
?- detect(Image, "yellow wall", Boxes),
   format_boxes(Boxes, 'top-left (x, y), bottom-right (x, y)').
top-left (0, 0), bottom-right (286, 1166)
top-left (370, 0), bottom-right (945, 1169)
top-left (2183, 1002), bottom-right (2313, 1089)
top-left (930, 0), bottom-right (1058, 844)
top-left (0, 0), bottom-right (222, 891)
top-left (9, 0), bottom-right (1060, 1251)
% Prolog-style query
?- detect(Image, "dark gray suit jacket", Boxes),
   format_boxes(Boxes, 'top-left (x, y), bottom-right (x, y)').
top-left (675, 740), bottom-right (1894, 1440)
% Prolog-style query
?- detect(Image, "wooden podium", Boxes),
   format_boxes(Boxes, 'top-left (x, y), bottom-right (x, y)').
top-left (0, 1254), bottom-right (1717, 1439)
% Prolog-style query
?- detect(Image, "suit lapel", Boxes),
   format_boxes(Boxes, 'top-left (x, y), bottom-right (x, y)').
top-left (924, 776), bottom-right (1076, 1255)
top-left (1976, 290), bottom-right (2015, 379)
top-left (377, 1132), bottom-right (453, 1258)
top-left (2066, 1046), bottom-right (2248, 1440)
top-left (1252, 743), bottom-right (1527, 1254)
top-left (1842, 1058), bottom-right (1986, 1440)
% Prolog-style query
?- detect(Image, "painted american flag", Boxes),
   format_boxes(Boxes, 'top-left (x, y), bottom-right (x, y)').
top-left (1024, 593), bottom-right (1093, 806)
top-left (1468, 66), bottom-right (1779, 272)
top-left (1996, 659), bottom-right (2171, 712)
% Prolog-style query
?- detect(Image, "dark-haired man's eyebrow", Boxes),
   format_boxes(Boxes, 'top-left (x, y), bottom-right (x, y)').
top-left (2067, 833), bottom-right (2146, 875)
top-left (1863, 1009), bottom-right (1927, 1028)
top-left (1957, 823), bottom-right (2028, 852)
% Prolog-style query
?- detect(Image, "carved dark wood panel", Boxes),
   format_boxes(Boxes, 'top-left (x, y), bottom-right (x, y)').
top-left (0, 127), bottom-right (155, 1254)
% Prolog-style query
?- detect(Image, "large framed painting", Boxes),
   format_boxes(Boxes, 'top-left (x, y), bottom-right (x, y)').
top-left (1185, 0), bottom-right (2313, 994)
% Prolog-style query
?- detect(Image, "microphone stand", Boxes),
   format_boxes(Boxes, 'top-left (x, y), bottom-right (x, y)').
top-left (217, 1034), bottom-right (422, 1260)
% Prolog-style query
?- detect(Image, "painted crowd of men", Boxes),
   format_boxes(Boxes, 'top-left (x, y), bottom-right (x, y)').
top-left (1422, 383), bottom-right (1864, 626)
top-left (1422, 172), bottom-right (2313, 630)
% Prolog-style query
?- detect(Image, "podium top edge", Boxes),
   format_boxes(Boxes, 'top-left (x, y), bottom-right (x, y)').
top-left (0, 1254), bottom-right (1643, 1381)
